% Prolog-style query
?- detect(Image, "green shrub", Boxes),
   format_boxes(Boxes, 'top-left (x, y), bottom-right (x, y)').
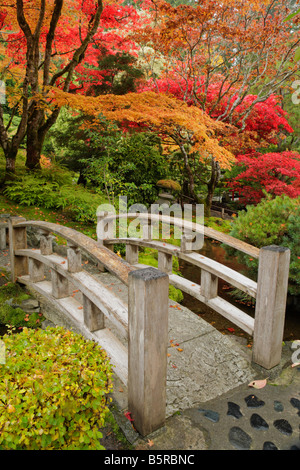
top-left (0, 327), bottom-right (113, 449)
top-left (3, 169), bottom-right (106, 224)
top-left (227, 195), bottom-right (300, 296)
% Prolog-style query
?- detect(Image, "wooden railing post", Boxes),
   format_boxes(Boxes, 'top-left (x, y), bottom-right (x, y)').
top-left (252, 245), bottom-right (290, 369)
top-left (67, 241), bottom-right (82, 273)
top-left (39, 230), bottom-right (54, 256)
top-left (128, 267), bottom-right (169, 436)
top-left (83, 295), bottom-right (104, 332)
top-left (158, 251), bottom-right (173, 275)
top-left (8, 217), bottom-right (28, 282)
top-left (0, 222), bottom-right (7, 250)
top-left (201, 270), bottom-right (218, 299)
top-left (97, 211), bottom-right (115, 252)
top-left (126, 244), bottom-right (139, 265)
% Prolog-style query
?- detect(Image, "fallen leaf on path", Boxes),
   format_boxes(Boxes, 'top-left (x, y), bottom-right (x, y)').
top-left (124, 411), bottom-right (134, 423)
top-left (248, 379), bottom-right (267, 389)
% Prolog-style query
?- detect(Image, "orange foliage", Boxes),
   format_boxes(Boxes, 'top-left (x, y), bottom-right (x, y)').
top-left (51, 88), bottom-right (236, 169)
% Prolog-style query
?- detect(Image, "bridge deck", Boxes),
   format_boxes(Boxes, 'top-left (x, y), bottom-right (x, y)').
top-left (1, 242), bottom-right (257, 418)
top-left (17, 251), bottom-right (256, 418)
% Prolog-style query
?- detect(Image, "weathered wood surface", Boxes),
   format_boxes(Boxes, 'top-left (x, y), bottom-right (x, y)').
top-left (100, 212), bottom-right (260, 258)
top-left (16, 248), bottom-right (128, 339)
top-left (106, 238), bottom-right (257, 298)
top-left (17, 275), bottom-right (129, 385)
top-left (252, 246), bottom-right (291, 369)
top-left (128, 268), bottom-right (169, 436)
top-left (14, 220), bottom-right (136, 284)
top-left (0, 223), bottom-right (7, 250)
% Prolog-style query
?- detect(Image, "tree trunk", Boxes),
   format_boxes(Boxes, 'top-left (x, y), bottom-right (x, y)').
top-left (205, 157), bottom-right (221, 217)
top-left (26, 139), bottom-right (43, 170)
top-left (25, 107), bottom-right (45, 170)
top-left (180, 145), bottom-right (201, 204)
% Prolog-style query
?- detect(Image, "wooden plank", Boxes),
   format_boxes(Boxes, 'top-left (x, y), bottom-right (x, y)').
top-left (15, 248), bottom-right (128, 338)
top-left (93, 329), bottom-right (128, 385)
top-left (208, 297), bottom-right (254, 336)
top-left (169, 274), bottom-right (254, 335)
top-left (17, 275), bottom-right (128, 385)
top-left (119, 238), bottom-right (257, 298)
top-left (101, 213), bottom-right (260, 258)
top-left (128, 267), bottom-right (169, 436)
top-left (252, 246), bottom-right (290, 369)
top-left (15, 220), bottom-right (135, 285)
top-left (179, 252), bottom-right (257, 298)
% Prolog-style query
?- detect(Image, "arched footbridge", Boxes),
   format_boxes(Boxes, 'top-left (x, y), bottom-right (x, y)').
top-left (0, 214), bottom-right (290, 437)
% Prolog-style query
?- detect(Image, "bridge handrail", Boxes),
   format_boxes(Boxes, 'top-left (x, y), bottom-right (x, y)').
top-left (98, 211), bottom-right (291, 371)
top-left (3, 215), bottom-right (291, 437)
top-left (11, 219), bottom-right (136, 284)
top-left (97, 212), bottom-right (260, 259)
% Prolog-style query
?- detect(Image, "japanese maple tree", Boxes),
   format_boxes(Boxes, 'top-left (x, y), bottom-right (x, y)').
top-left (226, 151), bottom-right (300, 205)
top-left (51, 88), bottom-right (236, 206)
top-left (0, 0), bottom-right (143, 174)
top-left (135, 0), bottom-right (300, 126)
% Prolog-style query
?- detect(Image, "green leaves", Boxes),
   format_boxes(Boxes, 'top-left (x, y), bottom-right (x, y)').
top-left (228, 195), bottom-right (300, 295)
top-left (0, 327), bottom-right (113, 450)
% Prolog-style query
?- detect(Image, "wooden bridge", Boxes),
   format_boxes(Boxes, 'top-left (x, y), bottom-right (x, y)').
top-left (0, 214), bottom-right (291, 437)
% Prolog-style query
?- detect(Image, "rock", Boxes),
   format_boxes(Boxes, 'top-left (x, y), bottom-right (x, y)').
top-left (250, 413), bottom-right (269, 430)
top-left (229, 427), bottom-right (252, 450)
top-left (20, 299), bottom-right (40, 312)
top-left (227, 402), bottom-right (243, 419)
top-left (273, 419), bottom-right (293, 436)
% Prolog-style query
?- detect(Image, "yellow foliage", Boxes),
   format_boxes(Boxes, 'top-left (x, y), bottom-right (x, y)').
top-left (51, 88), bottom-right (236, 169)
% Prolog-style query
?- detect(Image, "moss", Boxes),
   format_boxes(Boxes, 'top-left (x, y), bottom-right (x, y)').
top-left (0, 282), bottom-right (44, 331)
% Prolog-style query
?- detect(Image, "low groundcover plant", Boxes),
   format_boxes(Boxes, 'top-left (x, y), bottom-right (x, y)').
top-left (0, 326), bottom-right (113, 450)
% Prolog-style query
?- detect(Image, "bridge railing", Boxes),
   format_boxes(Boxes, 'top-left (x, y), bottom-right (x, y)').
top-left (97, 211), bottom-right (291, 371)
top-left (7, 216), bottom-right (169, 436)
top-left (3, 214), bottom-right (291, 437)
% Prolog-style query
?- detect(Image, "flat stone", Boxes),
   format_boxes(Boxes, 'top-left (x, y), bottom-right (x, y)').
top-left (263, 441), bottom-right (278, 450)
top-left (227, 402), bottom-right (243, 419)
top-left (273, 419), bottom-right (293, 436)
top-left (229, 427), bottom-right (252, 450)
top-left (198, 409), bottom-right (219, 423)
top-left (245, 395), bottom-right (265, 408)
top-left (21, 299), bottom-right (40, 311)
top-left (290, 397), bottom-right (300, 411)
top-left (274, 400), bottom-right (284, 412)
top-left (250, 413), bottom-right (269, 430)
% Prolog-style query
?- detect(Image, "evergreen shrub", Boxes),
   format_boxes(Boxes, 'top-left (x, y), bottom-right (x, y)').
top-left (227, 194), bottom-right (300, 296)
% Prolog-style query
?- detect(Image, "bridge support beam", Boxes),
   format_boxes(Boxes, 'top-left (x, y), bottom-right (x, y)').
top-left (9, 217), bottom-right (28, 282)
top-left (253, 245), bottom-right (290, 370)
top-left (128, 267), bottom-right (169, 437)
top-left (83, 295), bottom-right (105, 332)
